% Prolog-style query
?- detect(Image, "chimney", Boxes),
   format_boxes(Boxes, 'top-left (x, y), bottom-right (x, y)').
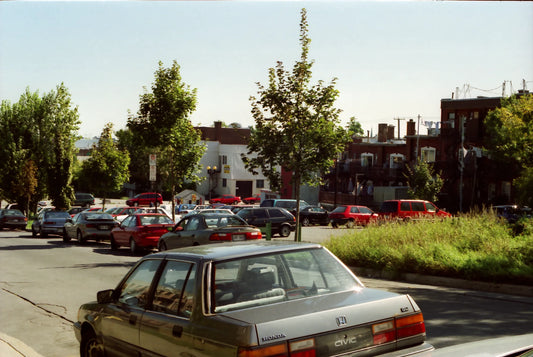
top-left (387, 125), bottom-right (395, 140)
top-left (407, 119), bottom-right (416, 136)
top-left (378, 123), bottom-right (388, 142)
top-left (214, 121), bottom-right (222, 141)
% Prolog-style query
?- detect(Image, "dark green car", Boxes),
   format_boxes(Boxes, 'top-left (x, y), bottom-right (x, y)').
top-left (74, 242), bottom-right (433, 357)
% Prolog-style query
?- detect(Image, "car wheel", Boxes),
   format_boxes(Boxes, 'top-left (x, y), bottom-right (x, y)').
top-left (331, 222), bottom-right (338, 228)
top-left (31, 226), bottom-right (37, 237)
top-left (302, 217), bottom-right (310, 226)
top-left (130, 238), bottom-right (140, 255)
top-left (62, 229), bottom-right (71, 243)
top-left (110, 235), bottom-right (118, 250)
top-left (40, 227), bottom-right (48, 238)
top-left (77, 230), bottom-right (86, 244)
top-left (81, 329), bottom-right (104, 357)
top-left (159, 241), bottom-right (167, 252)
top-left (280, 225), bottom-right (291, 237)
top-left (346, 219), bottom-right (355, 229)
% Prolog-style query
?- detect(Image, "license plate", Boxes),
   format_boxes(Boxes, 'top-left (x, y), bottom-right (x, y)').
top-left (99, 225), bottom-right (109, 230)
top-left (232, 234), bottom-right (245, 241)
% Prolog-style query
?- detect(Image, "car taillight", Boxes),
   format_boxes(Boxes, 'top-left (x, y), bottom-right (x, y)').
top-left (372, 313), bottom-right (425, 345)
top-left (237, 338), bottom-right (316, 357)
top-left (86, 224), bottom-right (96, 228)
top-left (210, 233), bottom-right (232, 241)
top-left (247, 231), bottom-right (262, 240)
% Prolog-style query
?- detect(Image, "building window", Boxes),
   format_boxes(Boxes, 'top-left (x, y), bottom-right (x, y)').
top-left (448, 113), bottom-right (455, 120)
top-left (222, 178), bottom-right (227, 187)
top-left (389, 154), bottom-right (404, 169)
top-left (421, 147), bottom-right (436, 163)
top-left (256, 180), bottom-right (264, 189)
top-left (220, 155), bottom-right (228, 165)
top-left (361, 153), bottom-right (373, 167)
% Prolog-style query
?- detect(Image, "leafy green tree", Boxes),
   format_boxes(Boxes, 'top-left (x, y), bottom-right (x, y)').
top-left (127, 61), bottom-right (205, 218)
top-left (347, 116), bottom-right (364, 137)
top-left (0, 84), bottom-right (80, 211)
top-left (243, 9), bottom-right (352, 241)
top-left (405, 159), bottom-right (444, 203)
top-left (80, 123), bottom-right (130, 210)
top-left (484, 93), bottom-right (533, 206)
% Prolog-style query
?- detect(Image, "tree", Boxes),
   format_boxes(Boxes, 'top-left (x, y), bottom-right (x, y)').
top-left (127, 61), bottom-right (205, 218)
top-left (80, 123), bottom-right (130, 210)
top-left (347, 116), bottom-right (364, 137)
top-left (404, 159), bottom-right (444, 203)
top-left (484, 93), bottom-right (533, 206)
top-left (0, 84), bottom-right (80, 211)
top-left (243, 9), bottom-right (352, 241)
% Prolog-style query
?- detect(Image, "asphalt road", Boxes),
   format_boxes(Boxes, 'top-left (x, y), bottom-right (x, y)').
top-left (0, 228), bottom-right (532, 357)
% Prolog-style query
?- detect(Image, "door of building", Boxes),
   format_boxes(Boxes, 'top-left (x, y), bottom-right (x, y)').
top-left (236, 181), bottom-right (253, 199)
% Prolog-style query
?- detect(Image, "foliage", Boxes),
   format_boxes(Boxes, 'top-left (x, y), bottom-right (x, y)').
top-left (0, 84), bottom-right (80, 211)
top-left (484, 94), bottom-right (533, 205)
top-left (404, 159), bottom-right (444, 203)
top-left (347, 116), bottom-right (364, 137)
top-left (243, 9), bottom-right (351, 240)
top-left (325, 212), bottom-right (533, 285)
top-left (127, 61), bottom-right (205, 217)
top-left (79, 123), bottom-right (130, 209)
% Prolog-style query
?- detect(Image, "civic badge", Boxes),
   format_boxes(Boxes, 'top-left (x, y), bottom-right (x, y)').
top-left (336, 316), bottom-right (347, 327)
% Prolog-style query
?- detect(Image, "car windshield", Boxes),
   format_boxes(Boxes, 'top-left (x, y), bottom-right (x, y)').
top-left (46, 211), bottom-right (70, 218)
top-left (204, 215), bottom-right (246, 228)
top-left (85, 213), bottom-right (114, 220)
top-left (139, 215), bottom-right (174, 225)
top-left (331, 206), bottom-right (347, 213)
top-left (380, 202), bottom-right (398, 213)
top-left (212, 247), bottom-right (361, 313)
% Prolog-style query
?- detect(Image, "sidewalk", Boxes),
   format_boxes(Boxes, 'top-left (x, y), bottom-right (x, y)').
top-left (0, 333), bottom-right (44, 357)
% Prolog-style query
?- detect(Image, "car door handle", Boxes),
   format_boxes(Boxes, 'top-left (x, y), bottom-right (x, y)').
top-left (129, 314), bottom-right (137, 325)
top-left (172, 325), bottom-right (183, 338)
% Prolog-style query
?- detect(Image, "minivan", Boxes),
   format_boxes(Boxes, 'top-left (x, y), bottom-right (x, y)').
top-left (126, 192), bottom-right (163, 207)
top-left (378, 199), bottom-right (451, 221)
top-left (236, 207), bottom-right (296, 237)
top-left (259, 199), bottom-right (310, 215)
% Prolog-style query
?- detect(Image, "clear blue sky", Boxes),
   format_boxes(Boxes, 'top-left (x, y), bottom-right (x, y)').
top-left (1, 1), bottom-right (532, 138)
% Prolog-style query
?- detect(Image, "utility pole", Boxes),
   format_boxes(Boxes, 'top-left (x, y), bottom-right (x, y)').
top-left (415, 115), bottom-right (421, 160)
top-left (395, 117), bottom-right (405, 139)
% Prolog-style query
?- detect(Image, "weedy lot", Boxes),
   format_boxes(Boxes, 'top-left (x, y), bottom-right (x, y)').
top-left (326, 212), bottom-right (533, 286)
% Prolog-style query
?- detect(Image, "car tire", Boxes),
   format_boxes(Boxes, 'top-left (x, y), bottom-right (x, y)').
top-left (110, 235), bottom-right (118, 250)
top-left (130, 238), bottom-right (140, 255)
top-left (346, 219), bottom-right (355, 229)
top-left (81, 328), bottom-right (104, 357)
top-left (302, 217), bottom-right (310, 226)
top-left (77, 230), bottom-right (86, 244)
top-left (280, 224), bottom-right (291, 237)
top-left (62, 229), bottom-right (71, 243)
top-left (40, 227), bottom-right (48, 238)
top-left (31, 226), bottom-right (37, 237)
top-left (331, 222), bottom-right (338, 228)
top-left (159, 241), bottom-right (167, 251)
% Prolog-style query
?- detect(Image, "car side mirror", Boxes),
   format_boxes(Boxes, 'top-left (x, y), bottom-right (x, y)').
top-left (97, 289), bottom-right (115, 304)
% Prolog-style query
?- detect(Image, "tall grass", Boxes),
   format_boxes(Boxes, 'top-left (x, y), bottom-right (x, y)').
top-left (325, 212), bottom-right (533, 285)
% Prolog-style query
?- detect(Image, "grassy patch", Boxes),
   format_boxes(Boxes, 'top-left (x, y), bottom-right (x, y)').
top-left (325, 212), bottom-right (533, 285)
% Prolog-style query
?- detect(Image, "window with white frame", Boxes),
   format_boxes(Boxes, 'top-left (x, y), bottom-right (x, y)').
top-left (361, 153), bottom-right (373, 167)
top-left (421, 147), bottom-right (436, 163)
top-left (389, 154), bottom-right (404, 169)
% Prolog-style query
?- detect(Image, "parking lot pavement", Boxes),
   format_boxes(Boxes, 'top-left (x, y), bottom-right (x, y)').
top-left (0, 333), bottom-right (44, 357)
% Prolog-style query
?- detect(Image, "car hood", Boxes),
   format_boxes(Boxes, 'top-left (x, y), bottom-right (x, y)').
top-left (220, 288), bottom-right (419, 344)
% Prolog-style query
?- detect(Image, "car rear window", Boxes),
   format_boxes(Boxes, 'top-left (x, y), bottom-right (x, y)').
top-left (46, 211), bottom-right (70, 218)
top-left (331, 206), bottom-right (347, 213)
top-left (212, 248), bottom-right (361, 313)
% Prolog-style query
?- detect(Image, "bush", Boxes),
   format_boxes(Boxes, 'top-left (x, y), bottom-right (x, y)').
top-left (325, 213), bottom-right (533, 285)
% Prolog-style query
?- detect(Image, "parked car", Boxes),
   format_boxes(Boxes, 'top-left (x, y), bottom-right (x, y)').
top-left (73, 193), bottom-right (95, 207)
top-left (242, 194), bottom-right (261, 204)
top-left (260, 198), bottom-right (310, 215)
top-left (0, 209), bottom-right (27, 230)
top-left (329, 205), bottom-right (378, 228)
top-left (68, 207), bottom-right (87, 217)
top-left (378, 199), bottom-right (451, 221)
top-left (110, 213), bottom-right (175, 254)
top-left (210, 194), bottom-right (241, 205)
top-left (299, 205), bottom-right (330, 226)
top-left (106, 207), bottom-right (138, 222)
top-left (237, 207), bottom-right (296, 237)
top-left (32, 210), bottom-right (71, 237)
top-left (136, 207), bottom-right (173, 219)
top-left (126, 192), bottom-right (163, 207)
top-left (424, 333), bottom-right (533, 357)
top-left (158, 213), bottom-right (262, 251)
top-left (63, 212), bottom-right (118, 244)
top-left (74, 241), bottom-right (432, 357)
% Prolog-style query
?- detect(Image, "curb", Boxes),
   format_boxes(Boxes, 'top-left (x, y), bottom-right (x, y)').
top-left (352, 267), bottom-right (533, 299)
top-left (0, 333), bottom-right (44, 357)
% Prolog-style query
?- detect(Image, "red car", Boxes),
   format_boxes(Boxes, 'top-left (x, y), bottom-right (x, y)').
top-left (110, 213), bottom-right (174, 254)
top-left (210, 194), bottom-right (241, 205)
top-left (126, 192), bottom-right (163, 207)
top-left (329, 205), bottom-right (378, 228)
top-left (242, 194), bottom-right (260, 204)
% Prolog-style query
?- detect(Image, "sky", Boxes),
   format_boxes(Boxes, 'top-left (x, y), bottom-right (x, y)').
top-left (1, 1), bottom-right (532, 138)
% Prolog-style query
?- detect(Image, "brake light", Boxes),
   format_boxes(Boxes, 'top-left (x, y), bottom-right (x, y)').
top-left (238, 342), bottom-right (287, 357)
top-left (210, 233), bottom-right (232, 241)
top-left (247, 231), bottom-right (262, 240)
top-left (372, 313), bottom-right (425, 346)
top-left (290, 338), bottom-right (316, 357)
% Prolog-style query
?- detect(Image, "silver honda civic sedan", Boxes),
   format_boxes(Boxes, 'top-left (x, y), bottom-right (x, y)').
top-left (74, 241), bottom-right (433, 357)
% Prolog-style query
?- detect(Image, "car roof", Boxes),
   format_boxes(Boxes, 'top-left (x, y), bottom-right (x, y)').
top-left (147, 241), bottom-right (322, 262)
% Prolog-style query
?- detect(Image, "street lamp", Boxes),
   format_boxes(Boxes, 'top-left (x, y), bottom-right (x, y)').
top-left (206, 165), bottom-right (217, 201)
